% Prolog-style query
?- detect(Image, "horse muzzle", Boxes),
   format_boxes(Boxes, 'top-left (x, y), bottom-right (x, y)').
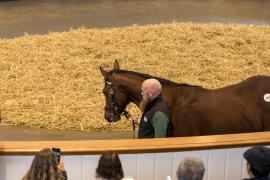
top-left (105, 114), bottom-right (121, 122)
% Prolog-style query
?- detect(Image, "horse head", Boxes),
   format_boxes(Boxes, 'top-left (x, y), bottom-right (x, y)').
top-left (100, 60), bottom-right (131, 122)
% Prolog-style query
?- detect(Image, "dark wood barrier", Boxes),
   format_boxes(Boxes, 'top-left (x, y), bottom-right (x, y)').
top-left (1, 131), bottom-right (270, 155)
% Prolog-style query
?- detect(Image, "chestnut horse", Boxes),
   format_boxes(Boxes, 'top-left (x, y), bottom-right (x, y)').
top-left (100, 60), bottom-right (270, 137)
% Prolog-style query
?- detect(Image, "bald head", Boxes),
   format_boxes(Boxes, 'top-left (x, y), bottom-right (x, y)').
top-left (141, 79), bottom-right (162, 100)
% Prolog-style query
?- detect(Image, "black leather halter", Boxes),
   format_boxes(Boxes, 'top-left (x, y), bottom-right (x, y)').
top-left (105, 80), bottom-right (136, 132)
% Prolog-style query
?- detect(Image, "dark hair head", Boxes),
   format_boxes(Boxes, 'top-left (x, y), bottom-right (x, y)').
top-left (249, 163), bottom-right (270, 177)
top-left (244, 146), bottom-right (270, 177)
top-left (96, 151), bottom-right (124, 180)
top-left (22, 148), bottom-right (63, 180)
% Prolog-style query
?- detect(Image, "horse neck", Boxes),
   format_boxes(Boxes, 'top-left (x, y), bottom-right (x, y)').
top-left (114, 73), bottom-right (144, 106)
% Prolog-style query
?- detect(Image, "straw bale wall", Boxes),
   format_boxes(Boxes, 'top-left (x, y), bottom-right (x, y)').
top-left (0, 23), bottom-right (269, 131)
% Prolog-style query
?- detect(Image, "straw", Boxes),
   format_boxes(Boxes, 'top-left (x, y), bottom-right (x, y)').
top-left (0, 23), bottom-right (269, 131)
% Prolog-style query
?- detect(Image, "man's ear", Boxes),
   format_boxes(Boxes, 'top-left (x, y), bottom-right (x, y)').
top-left (114, 59), bottom-right (120, 70)
top-left (100, 67), bottom-right (108, 77)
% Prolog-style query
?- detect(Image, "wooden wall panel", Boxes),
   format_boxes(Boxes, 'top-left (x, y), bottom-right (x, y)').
top-left (226, 148), bottom-right (244, 180)
top-left (8, 156), bottom-right (32, 180)
top-left (120, 154), bottom-right (137, 179)
top-left (65, 155), bottom-right (83, 180)
top-left (1, 145), bottom-right (270, 180)
top-left (156, 152), bottom-right (173, 180)
top-left (208, 149), bottom-right (226, 180)
top-left (1, 132), bottom-right (270, 155)
top-left (0, 156), bottom-right (8, 179)
top-left (82, 155), bottom-right (99, 180)
top-left (137, 153), bottom-right (155, 180)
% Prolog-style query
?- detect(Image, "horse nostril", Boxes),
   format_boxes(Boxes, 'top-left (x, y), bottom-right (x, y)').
top-left (109, 116), bottom-right (115, 122)
top-left (105, 114), bottom-right (111, 121)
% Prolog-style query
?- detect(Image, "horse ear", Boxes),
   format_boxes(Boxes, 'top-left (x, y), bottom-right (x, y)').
top-left (100, 67), bottom-right (108, 77)
top-left (114, 59), bottom-right (120, 70)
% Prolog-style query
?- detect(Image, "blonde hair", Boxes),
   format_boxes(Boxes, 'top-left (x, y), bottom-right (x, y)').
top-left (22, 148), bottom-right (64, 180)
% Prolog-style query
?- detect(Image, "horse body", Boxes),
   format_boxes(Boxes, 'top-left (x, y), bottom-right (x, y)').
top-left (100, 61), bottom-right (270, 137)
top-left (167, 75), bottom-right (270, 136)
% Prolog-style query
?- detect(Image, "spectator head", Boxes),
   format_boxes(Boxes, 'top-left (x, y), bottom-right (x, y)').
top-left (244, 146), bottom-right (270, 178)
top-left (176, 155), bottom-right (205, 180)
top-left (22, 148), bottom-right (64, 180)
top-left (96, 151), bottom-right (124, 180)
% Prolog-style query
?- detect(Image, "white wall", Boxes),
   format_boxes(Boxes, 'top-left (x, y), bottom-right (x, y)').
top-left (0, 147), bottom-right (253, 180)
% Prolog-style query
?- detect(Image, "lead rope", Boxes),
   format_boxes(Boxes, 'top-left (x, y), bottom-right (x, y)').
top-left (123, 110), bottom-right (136, 139)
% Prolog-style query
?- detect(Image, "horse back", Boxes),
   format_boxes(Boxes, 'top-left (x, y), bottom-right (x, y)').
top-left (170, 75), bottom-right (270, 136)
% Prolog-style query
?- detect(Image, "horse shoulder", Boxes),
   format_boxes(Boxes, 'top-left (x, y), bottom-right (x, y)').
top-left (171, 88), bottom-right (209, 136)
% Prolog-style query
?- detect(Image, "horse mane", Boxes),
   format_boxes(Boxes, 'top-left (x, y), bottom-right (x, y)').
top-left (113, 70), bottom-right (200, 88)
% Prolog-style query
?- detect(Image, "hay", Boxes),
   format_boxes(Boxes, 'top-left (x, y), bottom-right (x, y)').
top-left (0, 23), bottom-right (269, 131)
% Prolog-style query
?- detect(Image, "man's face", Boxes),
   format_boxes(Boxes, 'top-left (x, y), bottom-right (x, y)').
top-left (139, 84), bottom-right (151, 111)
top-left (141, 85), bottom-right (149, 101)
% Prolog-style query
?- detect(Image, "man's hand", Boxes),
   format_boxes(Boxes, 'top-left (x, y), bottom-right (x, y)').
top-left (130, 118), bottom-right (140, 125)
top-left (58, 158), bottom-right (65, 171)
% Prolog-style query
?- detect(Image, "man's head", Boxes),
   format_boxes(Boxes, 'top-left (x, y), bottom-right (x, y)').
top-left (139, 79), bottom-right (162, 111)
top-left (176, 155), bottom-right (205, 180)
top-left (244, 146), bottom-right (270, 178)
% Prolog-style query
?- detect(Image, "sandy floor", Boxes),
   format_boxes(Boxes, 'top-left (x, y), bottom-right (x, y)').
top-left (0, 126), bottom-right (136, 140)
top-left (0, 0), bottom-right (270, 39)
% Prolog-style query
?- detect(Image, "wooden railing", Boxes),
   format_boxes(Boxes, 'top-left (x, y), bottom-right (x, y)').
top-left (1, 131), bottom-right (270, 155)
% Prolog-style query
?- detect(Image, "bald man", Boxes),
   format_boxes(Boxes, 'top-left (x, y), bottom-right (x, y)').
top-left (138, 79), bottom-right (171, 138)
